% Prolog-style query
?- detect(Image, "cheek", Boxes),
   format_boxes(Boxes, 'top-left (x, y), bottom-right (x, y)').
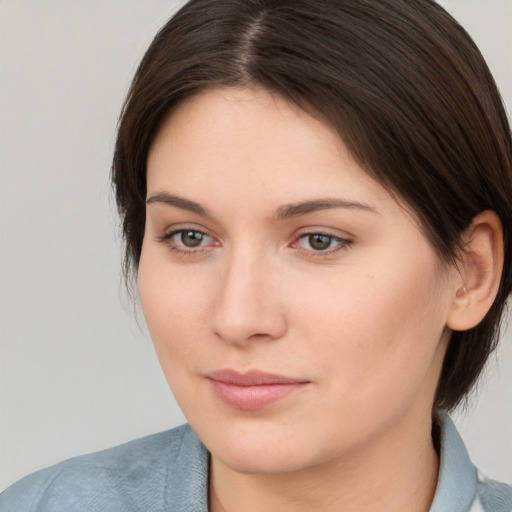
top-left (138, 249), bottom-right (209, 362)
top-left (138, 251), bottom-right (215, 416)
top-left (292, 256), bottom-right (448, 401)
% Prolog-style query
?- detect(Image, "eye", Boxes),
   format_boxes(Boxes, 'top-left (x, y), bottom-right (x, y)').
top-left (158, 228), bottom-right (216, 254)
top-left (302, 234), bottom-right (333, 251)
top-left (174, 230), bottom-right (209, 248)
top-left (295, 233), bottom-right (351, 254)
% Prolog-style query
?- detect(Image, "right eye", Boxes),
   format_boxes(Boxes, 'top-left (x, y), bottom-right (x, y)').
top-left (172, 230), bottom-right (210, 248)
top-left (158, 228), bottom-right (217, 255)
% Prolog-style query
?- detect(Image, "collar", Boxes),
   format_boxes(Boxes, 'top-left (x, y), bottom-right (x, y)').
top-left (167, 425), bottom-right (210, 511)
top-left (429, 412), bottom-right (478, 512)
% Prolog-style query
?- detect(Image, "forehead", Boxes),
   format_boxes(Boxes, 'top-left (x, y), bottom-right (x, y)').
top-left (148, 87), bottom-right (339, 171)
top-left (147, 87), bottom-right (387, 203)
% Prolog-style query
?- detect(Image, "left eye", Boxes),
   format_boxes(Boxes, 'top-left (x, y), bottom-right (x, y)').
top-left (297, 233), bottom-right (345, 251)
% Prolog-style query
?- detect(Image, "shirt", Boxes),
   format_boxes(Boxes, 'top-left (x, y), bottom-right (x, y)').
top-left (1, 414), bottom-right (511, 511)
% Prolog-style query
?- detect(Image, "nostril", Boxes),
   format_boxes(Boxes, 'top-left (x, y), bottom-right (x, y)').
top-left (212, 318), bottom-right (287, 346)
top-left (248, 333), bottom-right (271, 340)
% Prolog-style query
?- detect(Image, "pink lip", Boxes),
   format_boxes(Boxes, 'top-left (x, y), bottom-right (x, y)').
top-left (206, 369), bottom-right (310, 410)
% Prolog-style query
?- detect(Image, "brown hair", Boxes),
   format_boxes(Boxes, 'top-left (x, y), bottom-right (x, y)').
top-left (112, 0), bottom-right (512, 411)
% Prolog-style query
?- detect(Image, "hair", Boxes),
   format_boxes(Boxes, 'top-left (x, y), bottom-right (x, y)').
top-left (112, 0), bottom-right (512, 411)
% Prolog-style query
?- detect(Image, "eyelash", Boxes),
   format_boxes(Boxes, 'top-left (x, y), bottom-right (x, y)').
top-left (294, 232), bottom-right (352, 258)
top-left (157, 229), bottom-right (353, 259)
top-left (157, 229), bottom-right (214, 257)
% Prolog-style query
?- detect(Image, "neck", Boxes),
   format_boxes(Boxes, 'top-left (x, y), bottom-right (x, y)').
top-left (209, 410), bottom-right (439, 512)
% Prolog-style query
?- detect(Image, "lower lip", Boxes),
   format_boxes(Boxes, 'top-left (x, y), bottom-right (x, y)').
top-left (208, 380), bottom-right (308, 410)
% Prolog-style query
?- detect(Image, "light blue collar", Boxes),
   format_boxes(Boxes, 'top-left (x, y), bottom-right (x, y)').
top-left (167, 426), bottom-right (210, 511)
top-left (429, 412), bottom-right (478, 512)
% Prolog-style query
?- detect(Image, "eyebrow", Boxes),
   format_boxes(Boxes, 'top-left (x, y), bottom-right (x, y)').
top-left (274, 198), bottom-right (379, 220)
top-left (146, 192), bottom-right (378, 219)
top-left (146, 192), bottom-right (212, 218)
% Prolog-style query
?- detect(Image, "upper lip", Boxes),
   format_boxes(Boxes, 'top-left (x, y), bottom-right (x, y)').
top-left (206, 369), bottom-right (309, 386)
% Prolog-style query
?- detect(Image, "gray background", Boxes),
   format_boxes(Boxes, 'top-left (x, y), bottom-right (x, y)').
top-left (1, 0), bottom-right (511, 490)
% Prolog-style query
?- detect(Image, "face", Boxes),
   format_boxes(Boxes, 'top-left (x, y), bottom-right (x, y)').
top-left (139, 87), bottom-right (457, 475)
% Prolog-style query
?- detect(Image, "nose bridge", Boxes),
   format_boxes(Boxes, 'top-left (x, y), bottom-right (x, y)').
top-left (211, 244), bottom-right (286, 344)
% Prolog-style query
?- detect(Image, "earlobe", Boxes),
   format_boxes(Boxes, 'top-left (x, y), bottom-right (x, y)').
top-left (446, 211), bottom-right (504, 332)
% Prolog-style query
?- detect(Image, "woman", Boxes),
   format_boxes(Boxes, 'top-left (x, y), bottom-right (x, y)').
top-left (2, 0), bottom-right (511, 511)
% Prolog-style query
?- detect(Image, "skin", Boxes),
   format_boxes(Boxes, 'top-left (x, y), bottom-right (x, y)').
top-left (139, 87), bottom-right (467, 512)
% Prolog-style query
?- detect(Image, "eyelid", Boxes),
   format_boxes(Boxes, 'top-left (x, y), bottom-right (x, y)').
top-left (171, 229), bottom-right (212, 244)
top-left (156, 225), bottom-right (220, 256)
top-left (157, 222), bottom-right (216, 241)
top-left (291, 229), bottom-right (354, 257)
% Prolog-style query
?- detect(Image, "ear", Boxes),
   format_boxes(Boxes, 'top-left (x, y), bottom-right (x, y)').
top-left (446, 210), bottom-right (504, 332)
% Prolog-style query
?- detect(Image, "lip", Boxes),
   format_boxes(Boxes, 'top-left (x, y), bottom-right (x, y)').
top-left (206, 369), bottom-right (310, 410)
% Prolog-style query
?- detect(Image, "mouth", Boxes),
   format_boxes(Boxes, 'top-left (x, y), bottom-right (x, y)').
top-left (206, 369), bottom-right (310, 410)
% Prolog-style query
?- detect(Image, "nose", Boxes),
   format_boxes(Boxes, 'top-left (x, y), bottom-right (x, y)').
top-left (210, 249), bottom-right (288, 346)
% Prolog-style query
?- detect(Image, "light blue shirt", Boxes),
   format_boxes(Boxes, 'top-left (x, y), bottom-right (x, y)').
top-left (1, 414), bottom-right (511, 511)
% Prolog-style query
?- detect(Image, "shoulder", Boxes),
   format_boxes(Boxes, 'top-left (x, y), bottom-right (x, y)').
top-left (0, 424), bottom-right (209, 512)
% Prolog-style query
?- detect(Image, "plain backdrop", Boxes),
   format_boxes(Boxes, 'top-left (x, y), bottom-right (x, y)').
top-left (1, 0), bottom-right (511, 490)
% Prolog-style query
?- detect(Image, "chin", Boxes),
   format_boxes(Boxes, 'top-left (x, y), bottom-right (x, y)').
top-left (214, 442), bottom-right (320, 475)
top-left (192, 416), bottom-right (331, 475)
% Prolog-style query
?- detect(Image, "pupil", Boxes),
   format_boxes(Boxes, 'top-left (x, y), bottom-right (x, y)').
top-left (309, 234), bottom-right (331, 250)
top-left (181, 231), bottom-right (203, 247)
